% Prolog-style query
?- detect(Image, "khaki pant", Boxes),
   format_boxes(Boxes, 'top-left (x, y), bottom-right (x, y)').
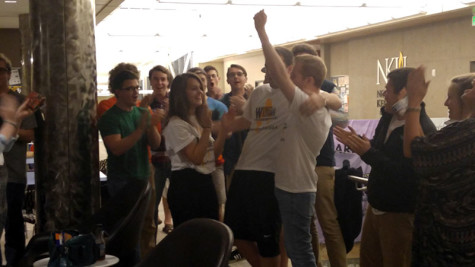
top-left (311, 166), bottom-right (347, 267)
top-left (360, 205), bottom-right (414, 267)
top-left (140, 168), bottom-right (157, 258)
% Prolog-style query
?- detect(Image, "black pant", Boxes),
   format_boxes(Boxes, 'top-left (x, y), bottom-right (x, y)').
top-left (6, 182), bottom-right (26, 266)
top-left (168, 169), bottom-right (218, 228)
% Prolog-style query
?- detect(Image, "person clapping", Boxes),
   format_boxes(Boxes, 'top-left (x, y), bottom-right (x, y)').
top-left (0, 95), bottom-right (35, 153)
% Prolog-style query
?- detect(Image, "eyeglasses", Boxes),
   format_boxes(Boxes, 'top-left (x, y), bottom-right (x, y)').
top-left (227, 72), bottom-right (245, 78)
top-left (121, 86), bottom-right (141, 91)
top-left (0, 67), bottom-right (10, 74)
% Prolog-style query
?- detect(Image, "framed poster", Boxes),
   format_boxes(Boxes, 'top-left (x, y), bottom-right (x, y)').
top-left (9, 68), bottom-right (21, 86)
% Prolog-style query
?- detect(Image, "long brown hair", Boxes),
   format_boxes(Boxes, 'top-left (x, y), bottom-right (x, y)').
top-left (451, 73), bottom-right (475, 97)
top-left (166, 73), bottom-right (204, 126)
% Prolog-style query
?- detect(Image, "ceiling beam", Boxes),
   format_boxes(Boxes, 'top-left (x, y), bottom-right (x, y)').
top-left (96, 0), bottom-right (125, 24)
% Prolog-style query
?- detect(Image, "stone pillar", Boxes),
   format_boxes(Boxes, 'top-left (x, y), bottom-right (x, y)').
top-left (30, 0), bottom-right (100, 232)
top-left (19, 14), bottom-right (31, 95)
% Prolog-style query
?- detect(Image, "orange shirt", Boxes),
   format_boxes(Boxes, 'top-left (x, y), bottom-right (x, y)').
top-left (97, 96), bottom-right (117, 119)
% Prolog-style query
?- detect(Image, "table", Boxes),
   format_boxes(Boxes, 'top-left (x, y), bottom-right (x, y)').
top-left (33, 254), bottom-right (119, 267)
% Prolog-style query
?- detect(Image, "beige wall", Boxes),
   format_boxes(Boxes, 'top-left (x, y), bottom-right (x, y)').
top-left (199, 61), bottom-right (225, 92)
top-left (202, 52), bottom-right (265, 94)
top-left (0, 29), bottom-right (21, 67)
top-left (324, 15), bottom-right (475, 119)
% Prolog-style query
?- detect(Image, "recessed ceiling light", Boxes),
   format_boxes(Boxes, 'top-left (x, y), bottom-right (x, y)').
top-left (4, 0), bottom-right (18, 3)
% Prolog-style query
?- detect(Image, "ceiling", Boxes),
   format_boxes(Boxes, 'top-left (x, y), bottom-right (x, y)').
top-left (1, 0), bottom-right (473, 89)
top-left (0, 0), bottom-right (123, 27)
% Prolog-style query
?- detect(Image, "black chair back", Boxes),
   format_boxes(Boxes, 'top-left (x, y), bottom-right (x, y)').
top-left (135, 218), bottom-right (234, 267)
top-left (16, 232), bottom-right (50, 267)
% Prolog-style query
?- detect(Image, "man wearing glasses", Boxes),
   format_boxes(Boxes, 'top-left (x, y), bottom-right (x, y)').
top-left (219, 64), bottom-right (250, 185)
top-left (221, 64), bottom-right (248, 113)
top-left (98, 63), bottom-right (162, 198)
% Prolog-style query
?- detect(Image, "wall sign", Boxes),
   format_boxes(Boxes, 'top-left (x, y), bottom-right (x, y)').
top-left (376, 52), bottom-right (407, 108)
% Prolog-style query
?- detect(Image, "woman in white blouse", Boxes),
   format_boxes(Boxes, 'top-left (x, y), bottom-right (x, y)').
top-left (163, 73), bottom-right (228, 227)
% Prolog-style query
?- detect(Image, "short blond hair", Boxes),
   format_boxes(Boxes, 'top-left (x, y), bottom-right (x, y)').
top-left (294, 55), bottom-right (327, 88)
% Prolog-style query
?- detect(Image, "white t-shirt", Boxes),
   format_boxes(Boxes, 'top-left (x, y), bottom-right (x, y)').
top-left (235, 84), bottom-right (289, 173)
top-left (275, 88), bottom-right (331, 193)
top-left (163, 116), bottom-right (215, 174)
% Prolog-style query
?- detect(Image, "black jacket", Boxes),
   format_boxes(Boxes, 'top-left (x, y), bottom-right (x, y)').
top-left (334, 164), bottom-right (363, 253)
top-left (361, 104), bottom-right (436, 213)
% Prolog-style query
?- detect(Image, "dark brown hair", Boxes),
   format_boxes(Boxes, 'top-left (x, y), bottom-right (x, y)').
top-left (387, 67), bottom-right (416, 94)
top-left (226, 64), bottom-right (247, 78)
top-left (108, 63), bottom-right (140, 94)
top-left (167, 73), bottom-right (204, 125)
top-left (292, 43), bottom-right (317, 56)
top-left (148, 65), bottom-right (173, 88)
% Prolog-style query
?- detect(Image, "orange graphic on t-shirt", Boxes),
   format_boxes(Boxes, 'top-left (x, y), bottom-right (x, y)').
top-left (255, 98), bottom-right (275, 131)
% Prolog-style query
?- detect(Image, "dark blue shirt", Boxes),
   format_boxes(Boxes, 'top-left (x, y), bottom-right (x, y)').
top-left (316, 80), bottom-right (336, 167)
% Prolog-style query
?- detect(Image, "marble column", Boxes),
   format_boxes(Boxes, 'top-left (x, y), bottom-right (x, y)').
top-left (19, 14), bottom-right (31, 95)
top-left (30, 0), bottom-right (100, 232)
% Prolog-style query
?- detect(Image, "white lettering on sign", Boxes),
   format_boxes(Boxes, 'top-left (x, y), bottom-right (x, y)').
top-left (375, 52), bottom-right (407, 109)
top-left (376, 52), bottom-right (407, 85)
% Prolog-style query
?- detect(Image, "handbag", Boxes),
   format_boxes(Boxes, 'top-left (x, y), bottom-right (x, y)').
top-left (48, 230), bottom-right (99, 267)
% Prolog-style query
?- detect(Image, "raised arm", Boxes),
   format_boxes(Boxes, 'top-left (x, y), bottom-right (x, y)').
top-left (299, 91), bottom-right (342, 116)
top-left (254, 10), bottom-right (295, 102)
top-left (403, 66), bottom-right (429, 158)
top-left (321, 91), bottom-right (342, 111)
top-left (220, 109), bottom-right (251, 133)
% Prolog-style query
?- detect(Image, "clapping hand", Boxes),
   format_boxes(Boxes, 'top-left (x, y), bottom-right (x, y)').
top-left (196, 104), bottom-right (212, 129)
top-left (140, 94), bottom-right (154, 108)
top-left (0, 94), bottom-right (35, 127)
top-left (150, 108), bottom-right (165, 126)
top-left (333, 125), bottom-right (371, 155)
top-left (406, 66), bottom-right (430, 107)
top-left (230, 95), bottom-right (246, 114)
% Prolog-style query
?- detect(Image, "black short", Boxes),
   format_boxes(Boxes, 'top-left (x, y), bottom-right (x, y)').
top-left (224, 170), bottom-right (281, 257)
top-left (168, 168), bottom-right (218, 228)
